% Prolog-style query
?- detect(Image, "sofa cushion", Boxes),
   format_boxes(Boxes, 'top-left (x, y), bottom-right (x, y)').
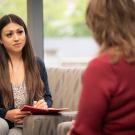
top-left (47, 67), bottom-right (84, 111)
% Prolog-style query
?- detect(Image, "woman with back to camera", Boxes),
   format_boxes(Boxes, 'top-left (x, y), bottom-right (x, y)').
top-left (0, 14), bottom-right (52, 135)
top-left (68, 0), bottom-right (135, 135)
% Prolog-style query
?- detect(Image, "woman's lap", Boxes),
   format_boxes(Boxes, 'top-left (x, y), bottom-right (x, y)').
top-left (0, 118), bottom-right (23, 135)
top-left (0, 118), bottom-right (9, 135)
top-left (8, 127), bottom-right (22, 135)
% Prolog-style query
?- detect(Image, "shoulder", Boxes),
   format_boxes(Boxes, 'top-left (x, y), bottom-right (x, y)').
top-left (35, 57), bottom-right (46, 75)
top-left (83, 51), bottom-right (119, 84)
top-left (86, 52), bottom-right (113, 72)
top-left (86, 51), bottom-right (125, 74)
top-left (82, 52), bottom-right (119, 97)
top-left (36, 57), bottom-right (45, 67)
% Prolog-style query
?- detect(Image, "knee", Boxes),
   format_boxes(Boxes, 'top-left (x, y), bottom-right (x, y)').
top-left (0, 118), bottom-right (9, 135)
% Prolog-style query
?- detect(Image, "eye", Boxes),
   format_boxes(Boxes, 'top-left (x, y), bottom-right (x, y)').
top-left (6, 32), bottom-right (13, 38)
top-left (17, 30), bottom-right (24, 35)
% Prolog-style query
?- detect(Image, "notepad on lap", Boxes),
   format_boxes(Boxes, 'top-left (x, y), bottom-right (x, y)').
top-left (21, 105), bottom-right (68, 115)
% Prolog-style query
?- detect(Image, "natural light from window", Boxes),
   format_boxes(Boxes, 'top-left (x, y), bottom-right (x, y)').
top-left (44, 0), bottom-right (99, 67)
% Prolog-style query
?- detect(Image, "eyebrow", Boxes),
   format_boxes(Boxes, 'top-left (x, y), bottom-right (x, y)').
top-left (4, 28), bottom-right (24, 33)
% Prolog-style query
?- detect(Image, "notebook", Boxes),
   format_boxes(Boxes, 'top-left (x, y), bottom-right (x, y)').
top-left (21, 105), bottom-right (68, 115)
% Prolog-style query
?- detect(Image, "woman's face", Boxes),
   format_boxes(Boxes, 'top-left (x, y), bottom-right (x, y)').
top-left (0, 22), bottom-right (26, 54)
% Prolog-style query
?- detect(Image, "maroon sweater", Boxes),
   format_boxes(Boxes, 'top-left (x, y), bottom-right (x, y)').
top-left (71, 52), bottom-right (135, 135)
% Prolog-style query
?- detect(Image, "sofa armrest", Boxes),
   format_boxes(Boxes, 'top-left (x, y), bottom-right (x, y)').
top-left (60, 111), bottom-right (77, 119)
top-left (23, 111), bottom-right (77, 135)
top-left (57, 121), bottom-right (72, 135)
top-left (56, 111), bottom-right (77, 135)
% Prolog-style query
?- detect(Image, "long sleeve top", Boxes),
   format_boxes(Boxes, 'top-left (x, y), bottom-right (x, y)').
top-left (71, 52), bottom-right (135, 135)
top-left (0, 57), bottom-right (52, 128)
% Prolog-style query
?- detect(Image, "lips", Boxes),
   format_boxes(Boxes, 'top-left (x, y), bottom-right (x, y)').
top-left (13, 43), bottom-right (23, 48)
top-left (13, 43), bottom-right (21, 46)
top-left (13, 43), bottom-right (23, 49)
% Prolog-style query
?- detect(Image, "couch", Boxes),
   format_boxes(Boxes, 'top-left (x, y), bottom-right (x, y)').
top-left (23, 66), bottom-right (84, 135)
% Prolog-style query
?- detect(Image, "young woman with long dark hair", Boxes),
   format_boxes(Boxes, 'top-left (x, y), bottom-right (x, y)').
top-left (0, 14), bottom-right (52, 135)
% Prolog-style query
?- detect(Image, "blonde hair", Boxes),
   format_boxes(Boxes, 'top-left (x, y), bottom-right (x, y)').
top-left (86, 0), bottom-right (135, 63)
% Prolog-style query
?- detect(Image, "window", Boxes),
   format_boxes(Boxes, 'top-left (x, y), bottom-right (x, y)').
top-left (44, 0), bottom-right (99, 67)
top-left (0, 0), bottom-right (27, 23)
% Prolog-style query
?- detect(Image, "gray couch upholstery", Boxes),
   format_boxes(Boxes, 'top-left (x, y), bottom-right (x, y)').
top-left (57, 121), bottom-right (72, 135)
top-left (47, 67), bottom-right (84, 110)
top-left (23, 66), bottom-right (84, 135)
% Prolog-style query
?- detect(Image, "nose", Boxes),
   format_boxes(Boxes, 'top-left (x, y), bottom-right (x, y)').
top-left (13, 33), bottom-right (19, 41)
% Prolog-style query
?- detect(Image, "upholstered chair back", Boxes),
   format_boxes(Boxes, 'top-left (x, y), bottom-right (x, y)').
top-left (47, 67), bottom-right (84, 111)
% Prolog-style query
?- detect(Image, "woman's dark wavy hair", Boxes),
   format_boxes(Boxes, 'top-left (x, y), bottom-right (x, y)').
top-left (86, 0), bottom-right (135, 63)
top-left (0, 14), bottom-right (44, 109)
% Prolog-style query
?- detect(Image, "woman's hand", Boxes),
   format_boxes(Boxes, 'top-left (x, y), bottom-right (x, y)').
top-left (5, 109), bottom-right (31, 123)
top-left (33, 99), bottom-right (48, 109)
